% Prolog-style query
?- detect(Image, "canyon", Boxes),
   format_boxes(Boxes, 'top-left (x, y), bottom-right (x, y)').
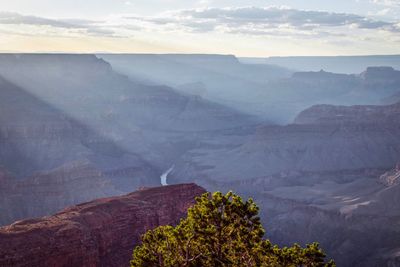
top-left (0, 54), bottom-right (400, 266)
top-left (0, 54), bottom-right (253, 225)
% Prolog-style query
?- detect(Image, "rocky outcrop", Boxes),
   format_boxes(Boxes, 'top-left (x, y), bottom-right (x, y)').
top-left (0, 183), bottom-right (206, 267)
top-left (294, 102), bottom-right (400, 125)
top-left (380, 163), bottom-right (400, 186)
top-left (361, 66), bottom-right (400, 83)
top-left (292, 69), bottom-right (355, 82)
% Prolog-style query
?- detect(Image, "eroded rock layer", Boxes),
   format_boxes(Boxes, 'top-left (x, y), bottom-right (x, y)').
top-left (0, 183), bottom-right (206, 267)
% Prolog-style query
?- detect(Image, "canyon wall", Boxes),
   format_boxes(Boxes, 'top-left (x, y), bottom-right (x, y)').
top-left (0, 184), bottom-right (205, 267)
top-left (169, 102), bottom-right (400, 266)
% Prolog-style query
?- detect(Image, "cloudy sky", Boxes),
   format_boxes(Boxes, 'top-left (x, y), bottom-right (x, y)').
top-left (0, 0), bottom-right (399, 56)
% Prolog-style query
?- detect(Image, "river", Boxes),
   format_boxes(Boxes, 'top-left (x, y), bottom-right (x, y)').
top-left (160, 165), bottom-right (174, 186)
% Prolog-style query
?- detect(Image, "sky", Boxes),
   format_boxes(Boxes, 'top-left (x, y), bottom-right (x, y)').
top-left (0, 0), bottom-right (399, 56)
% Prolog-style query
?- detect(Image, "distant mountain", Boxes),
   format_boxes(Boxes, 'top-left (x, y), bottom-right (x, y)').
top-left (101, 54), bottom-right (400, 123)
top-left (244, 54), bottom-right (400, 74)
top-left (262, 67), bottom-right (400, 122)
top-left (99, 54), bottom-right (292, 119)
top-left (99, 54), bottom-right (292, 86)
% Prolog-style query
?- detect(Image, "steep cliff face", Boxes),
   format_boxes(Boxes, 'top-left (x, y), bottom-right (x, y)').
top-left (0, 184), bottom-right (206, 267)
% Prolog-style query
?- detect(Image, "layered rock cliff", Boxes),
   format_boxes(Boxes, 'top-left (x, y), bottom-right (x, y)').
top-left (0, 184), bottom-right (205, 267)
top-left (168, 102), bottom-right (400, 266)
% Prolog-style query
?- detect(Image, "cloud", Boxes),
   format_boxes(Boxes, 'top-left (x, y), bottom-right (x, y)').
top-left (0, 7), bottom-right (399, 42)
top-left (0, 12), bottom-right (82, 28)
top-left (371, 0), bottom-right (400, 7)
top-left (0, 12), bottom-right (116, 37)
top-left (130, 6), bottom-right (399, 35)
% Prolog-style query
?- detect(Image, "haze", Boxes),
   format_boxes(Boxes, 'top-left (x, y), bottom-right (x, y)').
top-left (1, 1), bottom-right (400, 267)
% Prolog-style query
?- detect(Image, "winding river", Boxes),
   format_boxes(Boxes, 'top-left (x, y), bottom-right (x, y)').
top-left (160, 165), bottom-right (174, 186)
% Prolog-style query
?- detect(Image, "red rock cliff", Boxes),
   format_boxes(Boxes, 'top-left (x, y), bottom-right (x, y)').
top-left (0, 183), bottom-right (206, 267)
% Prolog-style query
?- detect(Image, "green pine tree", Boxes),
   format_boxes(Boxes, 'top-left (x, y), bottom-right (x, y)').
top-left (131, 191), bottom-right (335, 267)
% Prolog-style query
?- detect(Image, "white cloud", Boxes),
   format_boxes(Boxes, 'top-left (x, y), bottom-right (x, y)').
top-left (371, 0), bottom-right (400, 7)
top-left (124, 6), bottom-right (400, 35)
top-left (0, 11), bottom-right (116, 37)
top-left (0, 7), bottom-right (399, 55)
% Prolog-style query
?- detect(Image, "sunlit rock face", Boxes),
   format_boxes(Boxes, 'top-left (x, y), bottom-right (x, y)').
top-left (168, 102), bottom-right (400, 266)
top-left (0, 184), bottom-right (206, 267)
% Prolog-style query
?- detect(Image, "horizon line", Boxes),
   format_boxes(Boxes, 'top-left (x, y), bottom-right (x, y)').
top-left (0, 52), bottom-right (400, 58)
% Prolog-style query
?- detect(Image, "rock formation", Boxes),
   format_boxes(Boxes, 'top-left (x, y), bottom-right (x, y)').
top-left (0, 184), bottom-right (206, 267)
top-left (294, 101), bottom-right (400, 125)
top-left (380, 163), bottom-right (400, 186)
top-left (168, 102), bottom-right (400, 266)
